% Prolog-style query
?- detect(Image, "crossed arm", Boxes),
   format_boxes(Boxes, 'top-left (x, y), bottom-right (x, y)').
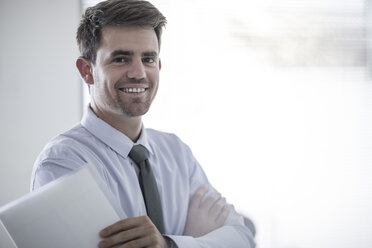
top-left (98, 186), bottom-right (229, 248)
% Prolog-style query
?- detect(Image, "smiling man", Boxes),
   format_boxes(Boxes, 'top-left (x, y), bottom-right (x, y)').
top-left (31, 0), bottom-right (255, 247)
top-left (82, 25), bottom-right (160, 141)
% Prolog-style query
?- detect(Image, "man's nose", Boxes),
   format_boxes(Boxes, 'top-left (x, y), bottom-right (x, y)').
top-left (127, 59), bottom-right (146, 80)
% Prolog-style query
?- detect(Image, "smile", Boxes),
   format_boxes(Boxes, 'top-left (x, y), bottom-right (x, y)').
top-left (119, 87), bottom-right (147, 93)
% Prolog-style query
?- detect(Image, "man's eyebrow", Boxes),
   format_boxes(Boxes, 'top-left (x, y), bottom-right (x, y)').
top-left (110, 50), bottom-right (158, 57)
top-left (111, 50), bottom-right (133, 57)
top-left (142, 51), bottom-right (158, 57)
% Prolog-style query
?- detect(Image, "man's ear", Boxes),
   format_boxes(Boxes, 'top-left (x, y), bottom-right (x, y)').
top-left (158, 58), bottom-right (162, 71)
top-left (76, 57), bottom-right (94, 85)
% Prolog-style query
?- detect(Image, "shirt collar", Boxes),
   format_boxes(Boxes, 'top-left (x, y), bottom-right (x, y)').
top-left (81, 106), bottom-right (154, 158)
top-left (134, 125), bottom-right (153, 155)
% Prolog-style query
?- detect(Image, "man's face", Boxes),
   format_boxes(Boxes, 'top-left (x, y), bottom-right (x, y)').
top-left (90, 25), bottom-right (160, 119)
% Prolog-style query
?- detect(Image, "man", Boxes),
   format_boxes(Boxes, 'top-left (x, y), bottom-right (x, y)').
top-left (31, 0), bottom-right (255, 247)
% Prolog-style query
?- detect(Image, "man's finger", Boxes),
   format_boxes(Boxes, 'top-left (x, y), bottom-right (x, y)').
top-left (100, 216), bottom-right (148, 237)
top-left (215, 205), bottom-right (230, 225)
top-left (99, 226), bottom-right (143, 248)
top-left (189, 185), bottom-right (208, 209)
top-left (209, 197), bottom-right (226, 217)
top-left (121, 233), bottom-right (164, 248)
top-left (120, 236), bottom-right (150, 248)
top-left (201, 192), bottom-right (221, 210)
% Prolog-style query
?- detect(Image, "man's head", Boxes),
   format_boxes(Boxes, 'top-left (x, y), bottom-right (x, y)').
top-left (76, 0), bottom-right (167, 135)
top-left (77, 0), bottom-right (166, 64)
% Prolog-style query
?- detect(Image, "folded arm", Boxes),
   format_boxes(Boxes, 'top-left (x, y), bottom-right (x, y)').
top-left (163, 143), bottom-right (255, 248)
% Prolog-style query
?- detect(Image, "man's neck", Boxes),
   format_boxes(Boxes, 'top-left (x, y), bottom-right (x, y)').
top-left (89, 105), bottom-right (142, 142)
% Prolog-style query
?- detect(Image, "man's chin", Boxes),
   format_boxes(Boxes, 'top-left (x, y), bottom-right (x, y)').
top-left (120, 107), bottom-right (151, 118)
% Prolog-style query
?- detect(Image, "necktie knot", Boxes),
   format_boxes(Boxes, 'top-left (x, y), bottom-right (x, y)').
top-left (129, 144), bottom-right (149, 164)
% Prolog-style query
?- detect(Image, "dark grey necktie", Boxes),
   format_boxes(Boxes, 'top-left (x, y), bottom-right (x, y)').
top-left (129, 144), bottom-right (165, 234)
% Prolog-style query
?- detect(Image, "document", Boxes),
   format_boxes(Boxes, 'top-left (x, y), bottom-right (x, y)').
top-left (0, 166), bottom-right (120, 248)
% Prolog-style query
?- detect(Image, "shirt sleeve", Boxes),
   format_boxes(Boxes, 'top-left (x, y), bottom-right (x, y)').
top-left (31, 160), bottom-right (80, 191)
top-left (31, 142), bottom-right (87, 191)
top-left (167, 144), bottom-right (255, 248)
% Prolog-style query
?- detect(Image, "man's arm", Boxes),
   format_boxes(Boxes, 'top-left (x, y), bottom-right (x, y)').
top-left (97, 186), bottom-right (229, 248)
top-left (165, 144), bottom-right (255, 248)
top-left (169, 204), bottom-right (254, 248)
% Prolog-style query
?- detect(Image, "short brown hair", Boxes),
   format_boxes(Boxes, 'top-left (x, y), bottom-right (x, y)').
top-left (76, 0), bottom-right (167, 64)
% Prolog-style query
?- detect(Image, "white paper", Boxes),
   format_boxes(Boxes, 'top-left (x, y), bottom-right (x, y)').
top-left (0, 166), bottom-right (120, 248)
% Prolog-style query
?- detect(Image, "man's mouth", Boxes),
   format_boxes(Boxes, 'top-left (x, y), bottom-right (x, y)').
top-left (119, 87), bottom-right (147, 93)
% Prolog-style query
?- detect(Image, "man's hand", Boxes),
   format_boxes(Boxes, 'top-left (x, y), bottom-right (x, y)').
top-left (98, 216), bottom-right (169, 248)
top-left (183, 185), bottom-right (230, 237)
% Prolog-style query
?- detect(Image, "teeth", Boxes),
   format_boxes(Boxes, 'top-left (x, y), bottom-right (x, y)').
top-left (122, 88), bottom-right (146, 93)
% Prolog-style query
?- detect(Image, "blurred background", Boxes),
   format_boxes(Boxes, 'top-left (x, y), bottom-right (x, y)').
top-left (1, 0), bottom-right (372, 247)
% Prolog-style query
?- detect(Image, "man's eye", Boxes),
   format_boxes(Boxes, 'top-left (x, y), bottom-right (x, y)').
top-left (113, 57), bottom-right (128, 63)
top-left (143, 57), bottom-right (155, 63)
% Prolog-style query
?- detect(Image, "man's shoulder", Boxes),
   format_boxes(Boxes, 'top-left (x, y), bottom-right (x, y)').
top-left (145, 128), bottom-right (184, 144)
top-left (37, 123), bottom-right (93, 161)
top-left (145, 128), bottom-right (192, 153)
top-left (31, 124), bottom-right (93, 190)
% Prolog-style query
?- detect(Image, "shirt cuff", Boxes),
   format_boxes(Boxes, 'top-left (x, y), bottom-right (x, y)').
top-left (164, 236), bottom-right (178, 248)
top-left (165, 235), bottom-right (200, 248)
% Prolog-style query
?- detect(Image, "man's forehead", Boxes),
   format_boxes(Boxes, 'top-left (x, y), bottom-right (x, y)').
top-left (99, 25), bottom-right (158, 50)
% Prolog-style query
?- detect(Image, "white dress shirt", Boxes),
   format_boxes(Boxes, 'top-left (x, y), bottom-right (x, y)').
top-left (31, 107), bottom-right (254, 248)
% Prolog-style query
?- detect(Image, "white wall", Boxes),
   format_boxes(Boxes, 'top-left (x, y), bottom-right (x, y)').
top-left (0, 0), bottom-right (82, 206)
